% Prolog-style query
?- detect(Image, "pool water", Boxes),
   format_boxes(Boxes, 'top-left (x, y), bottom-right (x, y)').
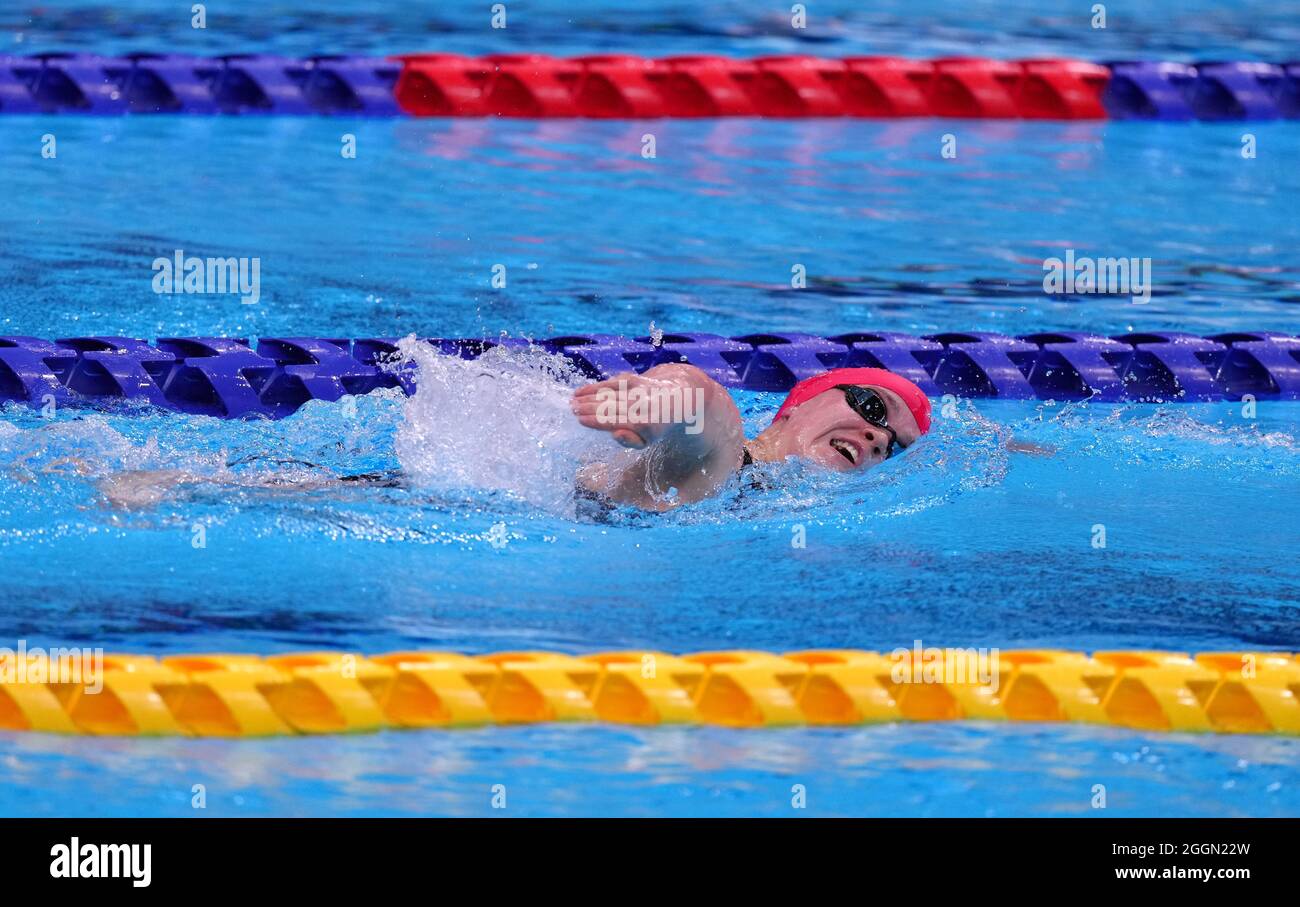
top-left (1, 0), bottom-right (1298, 817)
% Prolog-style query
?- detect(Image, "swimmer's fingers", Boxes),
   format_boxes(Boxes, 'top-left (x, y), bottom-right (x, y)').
top-left (570, 376), bottom-right (632, 422)
top-left (611, 429), bottom-right (648, 449)
top-left (570, 397), bottom-right (608, 423)
top-left (573, 372), bottom-right (687, 449)
top-left (571, 372), bottom-right (678, 415)
top-left (573, 417), bottom-right (648, 448)
top-left (571, 403), bottom-right (648, 447)
top-left (571, 373), bottom-right (641, 404)
top-left (571, 389), bottom-right (650, 448)
top-left (570, 382), bottom-right (611, 420)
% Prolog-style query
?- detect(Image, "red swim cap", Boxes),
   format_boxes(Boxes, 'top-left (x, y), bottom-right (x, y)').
top-left (772, 368), bottom-right (932, 434)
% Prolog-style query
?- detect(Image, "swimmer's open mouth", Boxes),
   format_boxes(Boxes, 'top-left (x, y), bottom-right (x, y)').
top-left (830, 438), bottom-right (858, 465)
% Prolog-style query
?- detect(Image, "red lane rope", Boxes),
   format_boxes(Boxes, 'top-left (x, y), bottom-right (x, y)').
top-left (392, 54), bottom-right (1111, 119)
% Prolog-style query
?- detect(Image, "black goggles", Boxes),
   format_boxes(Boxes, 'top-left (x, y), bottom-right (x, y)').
top-left (835, 384), bottom-right (898, 458)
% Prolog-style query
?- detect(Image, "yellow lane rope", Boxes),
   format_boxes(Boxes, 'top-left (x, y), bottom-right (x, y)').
top-left (0, 649), bottom-right (1296, 737)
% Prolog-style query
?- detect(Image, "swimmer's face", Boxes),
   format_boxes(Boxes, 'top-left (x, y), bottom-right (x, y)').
top-left (777, 385), bottom-right (922, 471)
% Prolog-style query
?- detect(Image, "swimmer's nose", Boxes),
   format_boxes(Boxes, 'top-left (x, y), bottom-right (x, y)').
top-left (857, 426), bottom-right (889, 462)
top-left (862, 428), bottom-right (885, 460)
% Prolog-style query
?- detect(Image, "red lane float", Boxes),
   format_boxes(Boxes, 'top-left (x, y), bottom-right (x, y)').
top-left (392, 54), bottom-right (1112, 119)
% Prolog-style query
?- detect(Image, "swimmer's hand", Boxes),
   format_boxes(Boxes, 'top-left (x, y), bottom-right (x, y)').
top-left (571, 364), bottom-right (745, 510)
top-left (570, 370), bottom-right (690, 448)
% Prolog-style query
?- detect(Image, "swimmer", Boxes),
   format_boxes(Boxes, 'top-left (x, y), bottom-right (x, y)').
top-left (571, 364), bottom-right (931, 511)
top-left (83, 361), bottom-right (1041, 514)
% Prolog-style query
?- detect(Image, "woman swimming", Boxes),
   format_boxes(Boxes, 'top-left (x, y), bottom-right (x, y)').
top-left (86, 361), bottom-right (941, 513)
top-left (571, 364), bottom-right (930, 511)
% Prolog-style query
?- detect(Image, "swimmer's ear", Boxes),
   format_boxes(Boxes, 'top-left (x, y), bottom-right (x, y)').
top-left (612, 429), bottom-right (648, 449)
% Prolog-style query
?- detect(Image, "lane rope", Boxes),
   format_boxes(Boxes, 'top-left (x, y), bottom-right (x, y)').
top-left (2, 54), bottom-right (1297, 119)
top-left (2, 332), bottom-right (1296, 418)
top-left (0, 648), bottom-right (1295, 737)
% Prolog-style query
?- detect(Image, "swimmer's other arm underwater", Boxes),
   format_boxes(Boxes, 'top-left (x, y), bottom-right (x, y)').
top-left (571, 364), bottom-right (935, 511)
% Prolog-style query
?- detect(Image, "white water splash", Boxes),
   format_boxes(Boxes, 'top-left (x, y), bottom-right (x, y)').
top-left (391, 337), bottom-right (616, 514)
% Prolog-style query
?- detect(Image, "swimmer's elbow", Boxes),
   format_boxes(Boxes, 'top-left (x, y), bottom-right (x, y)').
top-left (641, 362), bottom-right (717, 393)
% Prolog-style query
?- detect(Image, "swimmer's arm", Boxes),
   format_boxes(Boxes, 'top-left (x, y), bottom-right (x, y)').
top-left (98, 465), bottom-right (358, 511)
top-left (99, 469), bottom-right (212, 510)
top-left (571, 364), bottom-right (745, 510)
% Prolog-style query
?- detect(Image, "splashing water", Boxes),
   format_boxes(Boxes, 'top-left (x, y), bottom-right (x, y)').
top-left (391, 337), bottom-right (620, 515)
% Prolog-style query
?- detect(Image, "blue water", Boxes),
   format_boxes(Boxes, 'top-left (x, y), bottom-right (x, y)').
top-left (1, 1), bottom-right (1299, 817)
